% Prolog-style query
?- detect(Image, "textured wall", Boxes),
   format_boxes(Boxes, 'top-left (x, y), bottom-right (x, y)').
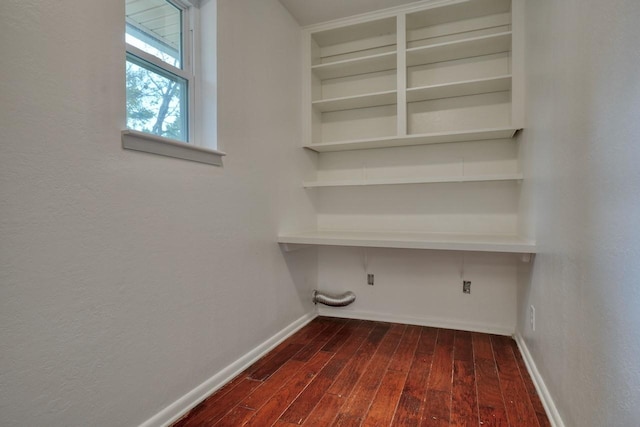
top-left (0, 0), bottom-right (316, 426)
top-left (517, 0), bottom-right (640, 425)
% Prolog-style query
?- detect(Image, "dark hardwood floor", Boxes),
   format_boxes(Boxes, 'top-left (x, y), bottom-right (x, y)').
top-left (173, 317), bottom-right (550, 427)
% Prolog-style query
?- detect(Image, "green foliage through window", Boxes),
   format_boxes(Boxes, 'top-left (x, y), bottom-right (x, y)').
top-left (126, 57), bottom-right (187, 141)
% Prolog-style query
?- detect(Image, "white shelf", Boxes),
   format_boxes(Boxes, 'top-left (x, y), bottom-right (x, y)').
top-left (278, 230), bottom-right (536, 254)
top-left (303, 173), bottom-right (523, 188)
top-left (305, 127), bottom-right (518, 152)
top-left (312, 51), bottom-right (397, 80)
top-left (312, 90), bottom-right (397, 113)
top-left (407, 75), bottom-right (512, 103)
top-left (407, 32), bottom-right (512, 67)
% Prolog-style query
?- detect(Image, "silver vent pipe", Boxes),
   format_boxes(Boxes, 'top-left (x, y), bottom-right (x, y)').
top-left (313, 290), bottom-right (356, 307)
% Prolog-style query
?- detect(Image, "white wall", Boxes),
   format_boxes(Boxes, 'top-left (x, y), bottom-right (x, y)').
top-left (0, 0), bottom-right (316, 426)
top-left (517, 0), bottom-right (640, 425)
top-left (318, 247), bottom-right (518, 335)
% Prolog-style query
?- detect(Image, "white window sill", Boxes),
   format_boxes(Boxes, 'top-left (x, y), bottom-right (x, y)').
top-left (121, 130), bottom-right (225, 166)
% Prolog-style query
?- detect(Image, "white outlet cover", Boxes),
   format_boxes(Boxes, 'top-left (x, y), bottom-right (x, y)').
top-left (530, 305), bottom-right (536, 331)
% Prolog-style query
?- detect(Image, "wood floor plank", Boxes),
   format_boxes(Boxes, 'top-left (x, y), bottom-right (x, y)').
top-left (246, 318), bottom-right (327, 380)
top-left (291, 318), bottom-right (335, 345)
top-left (475, 358), bottom-right (505, 409)
top-left (491, 335), bottom-right (540, 427)
top-left (213, 405), bottom-right (255, 427)
top-left (361, 369), bottom-right (407, 426)
top-left (478, 405), bottom-right (510, 427)
top-left (177, 378), bottom-right (263, 426)
top-left (474, 335), bottom-right (509, 427)
top-left (322, 320), bottom-right (362, 352)
top-left (421, 389), bottom-right (452, 427)
top-left (173, 371), bottom-right (250, 426)
top-left (280, 320), bottom-right (376, 425)
top-left (426, 329), bottom-right (454, 392)
top-left (450, 360), bottom-right (478, 427)
top-left (327, 323), bottom-right (389, 397)
top-left (331, 321), bottom-right (378, 365)
top-left (333, 324), bottom-right (404, 426)
top-left (294, 319), bottom-right (348, 362)
top-left (416, 327), bottom-right (439, 356)
top-left (392, 327), bottom-right (438, 427)
top-left (388, 325), bottom-right (421, 373)
top-left (300, 392), bottom-right (346, 427)
top-left (421, 329), bottom-right (454, 427)
top-left (279, 357), bottom-right (347, 425)
top-left (472, 332), bottom-right (494, 361)
top-left (250, 342), bottom-right (305, 381)
top-left (450, 331), bottom-right (478, 427)
top-left (453, 330), bottom-right (473, 362)
top-left (244, 351), bottom-right (333, 427)
top-left (242, 359), bottom-right (306, 410)
top-left (509, 340), bottom-right (551, 427)
top-left (292, 322), bottom-right (377, 426)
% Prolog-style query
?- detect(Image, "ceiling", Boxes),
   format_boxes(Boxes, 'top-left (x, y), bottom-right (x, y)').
top-left (126, 0), bottom-right (181, 50)
top-left (278, 0), bottom-right (426, 26)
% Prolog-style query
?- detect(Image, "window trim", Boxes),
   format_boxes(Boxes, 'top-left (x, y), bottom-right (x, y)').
top-left (122, 129), bottom-right (225, 166)
top-left (123, 0), bottom-right (224, 165)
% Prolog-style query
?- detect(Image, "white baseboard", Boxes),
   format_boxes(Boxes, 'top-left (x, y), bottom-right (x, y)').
top-left (317, 307), bottom-right (514, 336)
top-left (514, 333), bottom-right (565, 427)
top-left (139, 311), bottom-right (317, 427)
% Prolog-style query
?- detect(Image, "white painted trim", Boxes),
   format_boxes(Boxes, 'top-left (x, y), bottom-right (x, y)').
top-left (318, 308), bottom-right (514, 336)
top-left (138, 311), bottom-right (317, 427)
top-left (396, 13), bottom-right (407, 137)
top-left (122, 130), bottom-right (226, 166)
top-left (514, 333), bottom-right (566, 427)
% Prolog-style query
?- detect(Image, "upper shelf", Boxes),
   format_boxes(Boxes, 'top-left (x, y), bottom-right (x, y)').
top-left (406, 32), bottom-right (512, 67)
top-left (312, 90), bottom-right (397, 112)
top-left (278, 230), bottom-right (536, 255)
top-left (305, 127), bottom-right (519, 152)
top-left (312, 51), bottom-right (396, 80)
top-left (407, 75), bottom-right (512, 103)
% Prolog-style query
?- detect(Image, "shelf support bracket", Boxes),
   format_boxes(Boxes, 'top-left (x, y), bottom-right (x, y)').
top-left (520, 253), bottom-right (532, 263)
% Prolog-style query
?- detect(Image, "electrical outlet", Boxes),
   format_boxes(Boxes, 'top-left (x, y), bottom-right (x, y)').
top-left (367, 274), bottom-right (374, 286)
top-left (463, 281), bottom-right (471, 294)
top-left (530, 305), bottom-right (536, 331)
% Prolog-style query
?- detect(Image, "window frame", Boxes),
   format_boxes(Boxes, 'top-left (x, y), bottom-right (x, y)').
top-left (122, 0), bottom-right (225, 165)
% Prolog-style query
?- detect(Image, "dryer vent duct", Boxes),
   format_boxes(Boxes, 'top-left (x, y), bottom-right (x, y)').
top-left (313, 290), bottom-right (356, 307)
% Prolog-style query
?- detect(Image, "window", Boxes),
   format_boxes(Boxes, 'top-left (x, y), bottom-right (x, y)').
top-left (126, 0), bottom-right (191, 141)
top-left (123, 0), bottom-right (224, 165)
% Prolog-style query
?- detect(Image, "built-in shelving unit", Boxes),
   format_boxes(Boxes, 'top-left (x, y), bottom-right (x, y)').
top-left (288, 0), bottom-right (531, 258)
